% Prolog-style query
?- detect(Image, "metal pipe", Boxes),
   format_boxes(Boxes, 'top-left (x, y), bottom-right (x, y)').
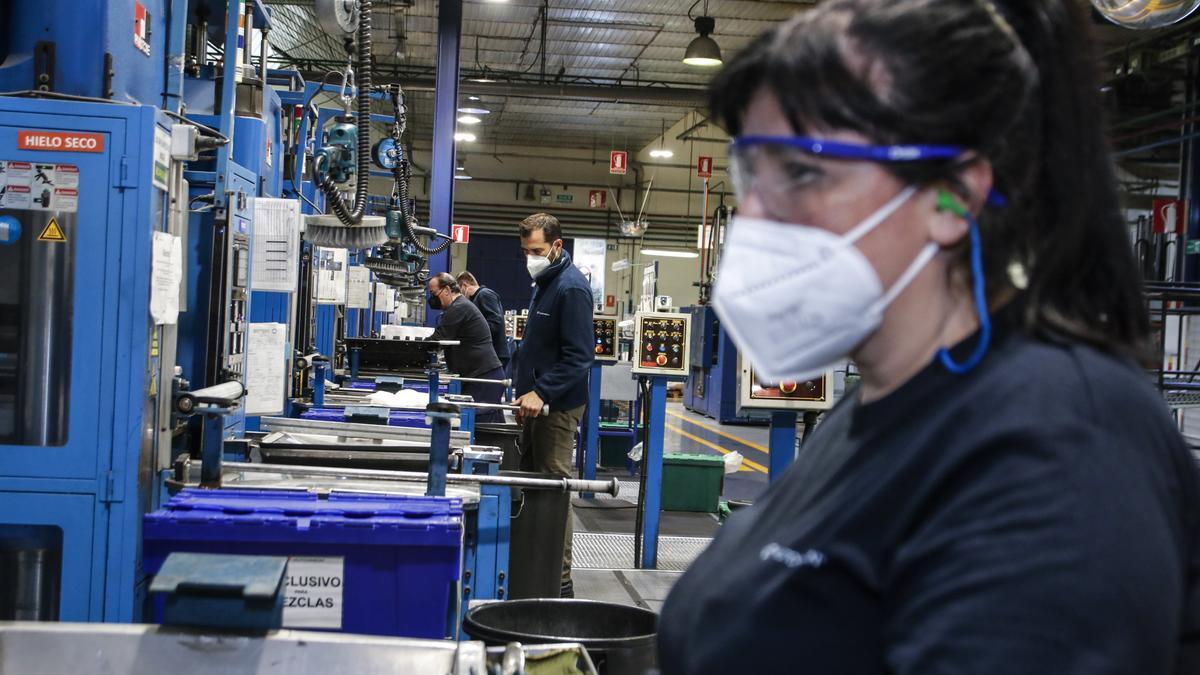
top-left (189, 381), bottom-right (246, 402)
top-left (224, 461), bottom-right (620, 495)
top-left (446, 375), bottom-right (512, 386)
top-left (17, 213), bottom-right (73, 445)
top-left (7, 548), bottom-right (59, 621)
top-left (1113, 129), bottom-right (1200, 158)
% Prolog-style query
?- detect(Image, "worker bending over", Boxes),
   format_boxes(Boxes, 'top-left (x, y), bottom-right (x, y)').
top-left (428, 273), bottom-right (505, 424)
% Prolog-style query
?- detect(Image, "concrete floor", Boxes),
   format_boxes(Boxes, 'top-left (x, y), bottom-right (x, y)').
top-left (573, 569), bottom-right (682, 613)
top-left (570, 401), bottom-right (778, 608)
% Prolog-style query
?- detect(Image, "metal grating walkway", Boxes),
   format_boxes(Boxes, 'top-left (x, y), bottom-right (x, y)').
top-left (593, 479), bottom-right (640, 504)
top-left (573, 532), bottom-right (712, 572)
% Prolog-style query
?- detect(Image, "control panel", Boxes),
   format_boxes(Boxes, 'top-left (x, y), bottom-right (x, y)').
top-left (738, 356), bottom-right (835, 411)
top-left (514, 314), bottom-right (527, 341)
top-left (631, 311), bottom-right (691, 377)
top-left (593, 315), bottom-right (618, 362)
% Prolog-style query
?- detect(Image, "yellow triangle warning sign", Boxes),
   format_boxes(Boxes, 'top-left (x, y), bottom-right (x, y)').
top-left (37, 218), bottom-right (66, 243)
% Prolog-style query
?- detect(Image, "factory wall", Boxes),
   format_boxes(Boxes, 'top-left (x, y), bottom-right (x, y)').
top-left (375, 112), bottom-right (729, 313)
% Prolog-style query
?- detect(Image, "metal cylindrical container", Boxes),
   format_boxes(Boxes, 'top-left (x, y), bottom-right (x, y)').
top-left (0, 543), bottom-right (61, 622)
top-left (16, 212), bottom-right (74, 446)
top-left (464, 599), bottom-right (658, 675)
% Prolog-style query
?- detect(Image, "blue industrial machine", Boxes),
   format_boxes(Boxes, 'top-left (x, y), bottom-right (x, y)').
top-left (0, 0), bottom-right (605, 642)
top-left (0, 0), bottom-right (174, 106)
top-left (683, 304), bottom-right (764, 424)
top-left (0, 96), bottom-right (175, 621)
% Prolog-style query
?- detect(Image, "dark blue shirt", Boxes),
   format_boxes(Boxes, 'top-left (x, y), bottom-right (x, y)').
top-left (471, 286), bottom-right (509, 365)
top-left (658, 308), bottom-right (1200, 674)
top-left (513, 251), bottom-right (595, 411)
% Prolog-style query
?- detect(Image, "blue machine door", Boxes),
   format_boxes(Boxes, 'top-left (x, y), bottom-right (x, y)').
top-left (0, 113), bottom-right (123, 482)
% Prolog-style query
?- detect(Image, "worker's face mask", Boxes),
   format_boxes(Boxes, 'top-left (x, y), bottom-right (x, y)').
top-left (427, 288), bottom-right (444, 310)
top-left (711, 186), bottom-right (938, 383)
top-left (526, 243), bottom-right (559, 278)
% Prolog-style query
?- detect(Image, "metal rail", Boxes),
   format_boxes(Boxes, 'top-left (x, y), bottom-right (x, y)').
top-left (224, 461), bottom-right (620, 496)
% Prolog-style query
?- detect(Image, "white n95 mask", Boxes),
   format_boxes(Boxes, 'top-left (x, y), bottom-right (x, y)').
top-left (526, 255), bottom-right (551, 278)
top-left (711, 187), bottom-right (937, 383)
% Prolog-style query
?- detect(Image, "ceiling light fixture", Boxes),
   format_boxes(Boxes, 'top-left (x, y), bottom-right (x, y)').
top-left (456, 107), bottom-right (490, 115)
top-left (454, 132), bottom-right (477, 143)
top-left (457, 115), bottom-right (482, 125)
top-left (683, 1), bottom-right (723, 67)
top-left (641, 248), bottom-right (699, 259)
top-left (649, 119), bottom-right (674, 159)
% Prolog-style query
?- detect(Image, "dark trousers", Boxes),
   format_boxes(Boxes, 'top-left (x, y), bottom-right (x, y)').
top-left (462, 366), bottom-right (506, 424)
top-left (520, 405), bottom-right (585, 585)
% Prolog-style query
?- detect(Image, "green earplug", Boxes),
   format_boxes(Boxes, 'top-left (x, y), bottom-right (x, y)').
top-left (937, 189), bottom-right (970, 218)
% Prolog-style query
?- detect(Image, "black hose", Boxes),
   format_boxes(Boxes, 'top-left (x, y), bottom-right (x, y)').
top-left (320, 0), bottom-right (372, 226)
top-left (387, 84), bottom-right (413, 232)
top-left (402, 204), bottom-right (453, 255)
top-left (633, 376), bottom-right (650, 569)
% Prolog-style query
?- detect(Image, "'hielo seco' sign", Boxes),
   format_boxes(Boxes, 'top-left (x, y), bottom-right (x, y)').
top-left (18, 130), bottom-right (106, 153)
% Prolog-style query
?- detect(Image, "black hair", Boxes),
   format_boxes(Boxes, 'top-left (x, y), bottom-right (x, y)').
top-left (710, 0), bottom-right (1148, 356)
top-left (520, 213), bottom-right (563, 243)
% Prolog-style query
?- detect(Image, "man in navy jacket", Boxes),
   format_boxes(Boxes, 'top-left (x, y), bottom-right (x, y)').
top-left (456, 271), bottom-right (510, 369)
top-left (513, 213), bottom-right (595, 597)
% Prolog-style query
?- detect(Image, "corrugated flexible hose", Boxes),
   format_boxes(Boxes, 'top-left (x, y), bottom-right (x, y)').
top-left (320, 0), bottom-right (372, 225)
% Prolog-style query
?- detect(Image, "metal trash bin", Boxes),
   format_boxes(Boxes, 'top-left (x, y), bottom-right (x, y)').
top-left (463, 599), bottom-right (657, 675)
top-left (504, 470), bottom-right (569, 600)
top-left (473, 424), bottom-right (523, 471)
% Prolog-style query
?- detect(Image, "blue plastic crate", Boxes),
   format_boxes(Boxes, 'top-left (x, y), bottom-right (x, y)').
top-left (143, 489), bottom-right (463, 639)
top-left (299, 407), bottom-right (430, 428)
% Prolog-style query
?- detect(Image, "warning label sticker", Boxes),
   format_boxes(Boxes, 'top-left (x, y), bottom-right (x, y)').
top-left (54, 164), bottom-right (79, 188)
top-left (0, 184), bottom-right (31, 210)
top-left (282, 557), bottom-right (344, 629)
top-left (1, 161), bottom-right (32, 185)
top-left (38, 218), bottom-right (66, 243)
top-left (53, 188), bottom-right (78, 211)
top-left (0, 161), bottom-right (79, 213)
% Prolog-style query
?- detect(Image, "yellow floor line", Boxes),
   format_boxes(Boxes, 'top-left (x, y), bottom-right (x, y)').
top-left (666, 409), bottom-right (771, 454)
top-left (665, 422), bottom-right (769, 474)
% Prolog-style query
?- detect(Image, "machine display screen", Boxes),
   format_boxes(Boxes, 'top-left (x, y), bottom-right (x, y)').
top-left (514, 316), bottom-right (527, 341)
top-left (738, 359), bottom-right (835, 412)
top-left (748, 370), bottom-right (827, 403)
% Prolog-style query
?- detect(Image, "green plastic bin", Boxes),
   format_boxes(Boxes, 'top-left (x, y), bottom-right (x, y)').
top-left (599, 423), bottom-right (636, 468)
top-left (662, 453), bottom-right (725, 513)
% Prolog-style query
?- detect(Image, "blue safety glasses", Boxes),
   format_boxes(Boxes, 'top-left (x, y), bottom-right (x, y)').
top-left (728, 135), bottom-right (1007, 215)
top-left (728, 135), bottom-right (998, 375)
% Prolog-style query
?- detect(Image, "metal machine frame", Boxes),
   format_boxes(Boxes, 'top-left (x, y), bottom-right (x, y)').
top-left (0, 98), bottom-right (172, 622)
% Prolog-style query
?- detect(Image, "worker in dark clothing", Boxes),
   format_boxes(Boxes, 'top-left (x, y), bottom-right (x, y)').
top-left (457, 271), bottom-right (510, 368)
top-left (657, 2), bottom-right (1200, 674)
top-left (512, 213), bottom-right (595, 598)
top-left (427, 273), bottom-right (505, 424)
